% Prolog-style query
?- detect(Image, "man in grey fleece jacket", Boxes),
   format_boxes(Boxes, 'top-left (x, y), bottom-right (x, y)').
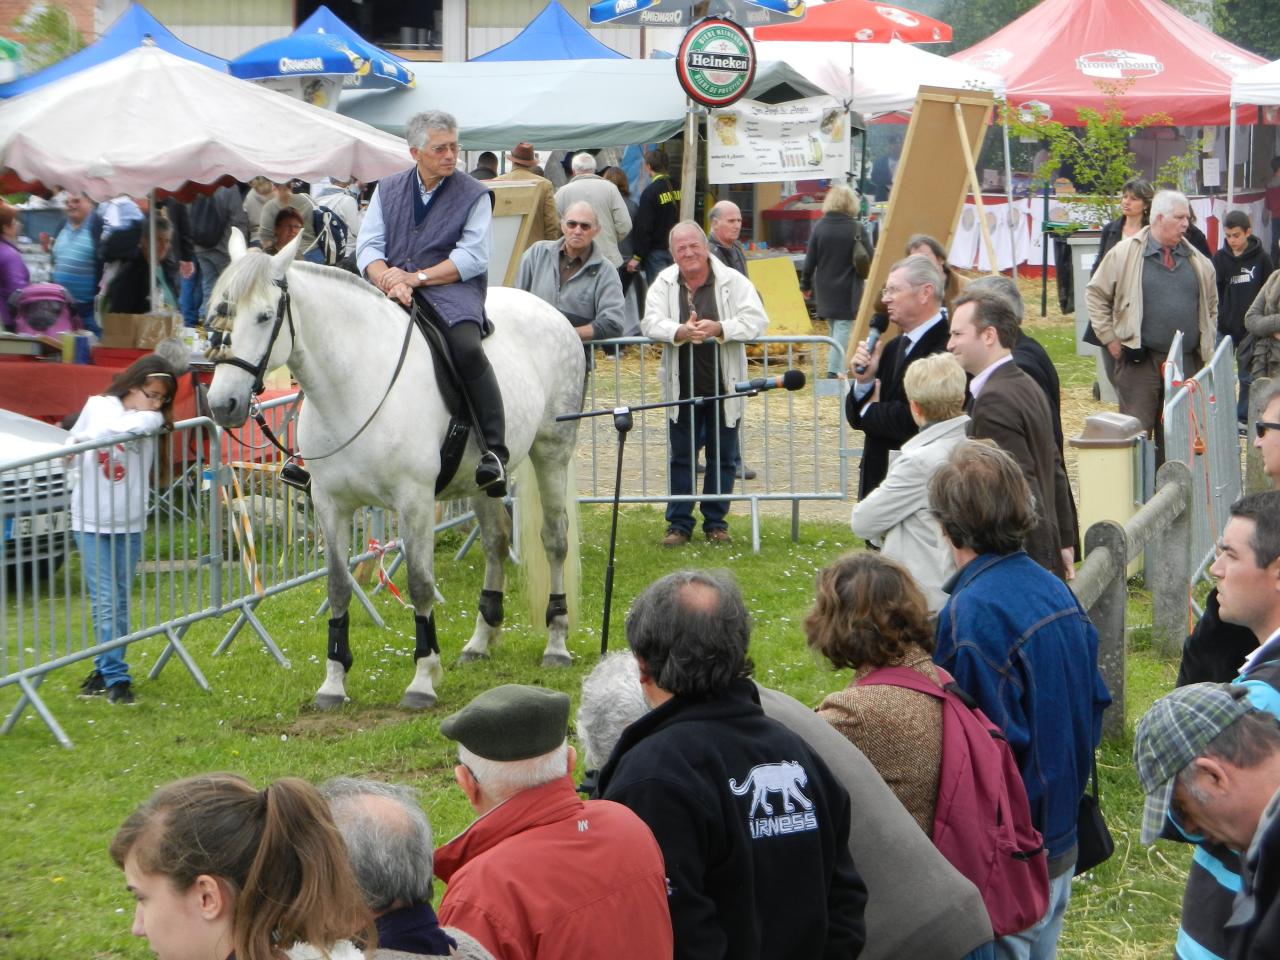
top-left (515, 200), bottom-right (624, 371)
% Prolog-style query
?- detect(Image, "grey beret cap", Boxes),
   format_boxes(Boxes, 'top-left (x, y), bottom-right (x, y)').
top-left (440, 684), bottom-right (570, 761)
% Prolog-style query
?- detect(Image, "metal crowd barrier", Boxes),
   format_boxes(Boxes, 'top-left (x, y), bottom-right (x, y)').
top-left (1162, 335), bottom-right (1242, 595)
top-left (1, 394), bottom-right (476, 748)
top-left (582, 335), bottom-right (849, 552)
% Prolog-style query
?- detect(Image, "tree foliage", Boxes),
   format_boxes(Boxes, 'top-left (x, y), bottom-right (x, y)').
top-left (11, 4), bottom-right (84, 74)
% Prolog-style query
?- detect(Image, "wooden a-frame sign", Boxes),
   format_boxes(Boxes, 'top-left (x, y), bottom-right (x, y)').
top-left (853, 86), bottom-right (997, 344)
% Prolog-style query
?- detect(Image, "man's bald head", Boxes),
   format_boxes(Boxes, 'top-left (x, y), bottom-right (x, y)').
top-left (709, 201), bottom-right (743, 247)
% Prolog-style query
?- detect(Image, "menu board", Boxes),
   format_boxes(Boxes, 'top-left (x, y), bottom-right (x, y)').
top-left (707, 96), bottom-right (850, 184)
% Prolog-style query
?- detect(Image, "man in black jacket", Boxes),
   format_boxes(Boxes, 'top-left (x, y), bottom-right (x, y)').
top-left (627, 149), bottom-right (681, 283)
top-left (847, 255), bottom-right (949, 498)
top-left (1214, 210), bottom-right (1273, 421)
top-left (598, 569), bottom-right (867, 960)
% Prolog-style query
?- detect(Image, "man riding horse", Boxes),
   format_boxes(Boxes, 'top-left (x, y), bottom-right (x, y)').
top-left (355, 110), bottom-right (509, 497)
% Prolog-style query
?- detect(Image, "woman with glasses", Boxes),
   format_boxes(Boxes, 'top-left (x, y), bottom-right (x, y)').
top-left (70, 354), bottom-right (176, 705)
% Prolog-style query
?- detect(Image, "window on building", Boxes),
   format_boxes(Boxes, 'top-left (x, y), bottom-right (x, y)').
top-left (296, 0), bottom-right (443, 52)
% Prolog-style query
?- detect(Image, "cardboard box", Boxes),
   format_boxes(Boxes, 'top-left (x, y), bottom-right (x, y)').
top-left (100, 312), bottom-right (180, 350)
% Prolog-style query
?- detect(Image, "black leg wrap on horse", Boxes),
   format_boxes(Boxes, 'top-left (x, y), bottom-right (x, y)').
top-left (546, 592), bottom-right (569, 627)
top-left (414, 613), bottom-right (439, 660)
top-left (479, 589), bottom-right (504, 627)
top-left (327, 613), bottom-right (352, 672)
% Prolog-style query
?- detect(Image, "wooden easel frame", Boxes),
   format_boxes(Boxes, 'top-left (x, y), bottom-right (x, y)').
top-left (854, 86), bottom-right (998, 342)
top-left (488, 180), bottom-right (543, 286)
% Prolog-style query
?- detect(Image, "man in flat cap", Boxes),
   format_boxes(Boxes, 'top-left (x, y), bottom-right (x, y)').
top-left (1136, 683), bottom-right (1280, 959)
top-left (596, 570), bottom-right (867, 959)
top-left (433, 684), bottom-right (672, 960)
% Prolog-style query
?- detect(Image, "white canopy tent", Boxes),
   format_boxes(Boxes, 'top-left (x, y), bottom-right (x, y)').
top-left (753, 38), bottom-right (1004, 116)
top-left (1229, 59), bottom-right (1280, 204)
top-left (0, 45), bottom-right (411, 200)
top-left (338, 58), bottom-right (831, 148)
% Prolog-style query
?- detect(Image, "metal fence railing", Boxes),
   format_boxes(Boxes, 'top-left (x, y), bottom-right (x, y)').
top-left (5, 334), bottom-right (852, 746)
top-left (1162, 334), bottom-right (1242, 598)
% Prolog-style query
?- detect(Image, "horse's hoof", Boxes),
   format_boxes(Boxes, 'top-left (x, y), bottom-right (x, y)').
top-left (457, 650), bottom-right (490, 664)
top-left (315, 691), bottom-right (347, 710)
top-left (399, 690), bottom-right (437, 710)
top-left (541, 652), bottom-right (573, 668)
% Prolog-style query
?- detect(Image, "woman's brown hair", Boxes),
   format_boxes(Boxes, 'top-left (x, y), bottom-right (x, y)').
top-left (0, 201), bottom-right (17, 231)
top-left (105, 354), bottom-right (178, 429)
top-left (804, 552), bottom-right (935, 670)
top-left (110, 773), bottom-right (373, 960)
top-left (601, 166), bottom-right (631, 199)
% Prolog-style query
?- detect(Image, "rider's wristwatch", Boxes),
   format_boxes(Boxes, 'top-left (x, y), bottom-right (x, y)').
top-left (416, 271), bottom-right (428, 285)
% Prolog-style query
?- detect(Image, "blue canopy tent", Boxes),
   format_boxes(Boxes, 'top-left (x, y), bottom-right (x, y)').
top-left (230, 5), bottom-right (414, 89)
top-left (0, 2), bottom-right (224, 98)
top-left (472, 1), bottom-right (626, 61)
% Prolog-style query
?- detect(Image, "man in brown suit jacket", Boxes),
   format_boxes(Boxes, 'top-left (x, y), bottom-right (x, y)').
top-left (494, 142), bottom-right (560, 251)
top-left (947, 286), bottom-right (1078, 580)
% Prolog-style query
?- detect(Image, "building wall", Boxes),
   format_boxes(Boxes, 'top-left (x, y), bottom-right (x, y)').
top-left (97, 0), bottom-right (292, 59)
top-left (460, 0), bottom-right (653, 60)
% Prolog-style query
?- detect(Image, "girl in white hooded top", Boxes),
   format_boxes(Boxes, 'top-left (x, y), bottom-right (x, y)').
top-left (70, 354), bottom-right (175, 704)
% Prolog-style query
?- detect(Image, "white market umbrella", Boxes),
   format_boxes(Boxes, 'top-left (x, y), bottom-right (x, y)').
top-left (0, 44), bottom-right (411, 200)
top-left (753, 38), bottom-right (1004, 116)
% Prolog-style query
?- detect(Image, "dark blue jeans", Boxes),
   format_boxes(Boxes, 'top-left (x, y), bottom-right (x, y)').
top-left (666, 402), bottom-right (737, 535)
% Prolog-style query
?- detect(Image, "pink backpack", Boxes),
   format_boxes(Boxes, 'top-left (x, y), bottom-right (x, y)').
top-left (858, 665), bottom-right (1050, 937)
top-left (9, 283), bottom-right (79, 337)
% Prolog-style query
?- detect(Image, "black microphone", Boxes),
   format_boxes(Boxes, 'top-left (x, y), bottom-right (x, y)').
top-left (733, 369), bottom-right (806, 393)
top-left (854, 327), bottom-right (881, 375)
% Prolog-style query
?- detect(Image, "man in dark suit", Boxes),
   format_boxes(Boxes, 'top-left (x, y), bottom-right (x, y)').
top-left (947, 287), bottom-right (1077, 580)
top-left (847, 255), bottom-right (950, 498)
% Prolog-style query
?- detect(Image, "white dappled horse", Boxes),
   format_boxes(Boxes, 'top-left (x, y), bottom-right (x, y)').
top-left (205, 236), bottom-right (584, 709)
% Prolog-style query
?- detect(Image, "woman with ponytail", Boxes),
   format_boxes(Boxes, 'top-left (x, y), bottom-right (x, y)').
top-left (110, 773), bottom-right (374, 960)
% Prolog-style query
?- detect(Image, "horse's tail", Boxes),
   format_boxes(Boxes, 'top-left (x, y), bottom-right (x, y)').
top-left (514, 459), bottom-right (580, 632)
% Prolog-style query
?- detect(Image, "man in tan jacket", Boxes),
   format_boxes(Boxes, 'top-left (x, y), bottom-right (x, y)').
top-left (493, 142), bottom-right (560, 251)
top-left (1086, 189), bottom-right (1217, 462)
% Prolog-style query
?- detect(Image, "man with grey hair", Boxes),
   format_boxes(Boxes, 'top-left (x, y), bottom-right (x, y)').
top-left (1087, 188), bottom-right (1218, 462)
top-left (847, 254), bottom-right (950, 498)
top-left (555, 151), bottom-right (632, 268)
top-left (355, 110), bottom-right (509, 498)
top-left (642, 221), bottom-right (768, 546)
top-left (515, 200), bottom-right (624, 373)
top-left (319, 777), bottom-right (491, 959)
top-left (598, 569), bottom-right (867, 959)
top-left (433, 684), bottom-right (672, 959)
top-left (578, 648), bottom-right (994, 959)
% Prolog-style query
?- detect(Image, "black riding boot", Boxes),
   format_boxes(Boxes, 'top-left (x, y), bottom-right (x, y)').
top-left (462, 362), bottom-right (509, 497)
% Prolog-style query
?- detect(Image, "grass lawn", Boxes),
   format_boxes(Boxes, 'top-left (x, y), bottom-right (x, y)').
top-left (0, 299), bottom-right (1197, 958)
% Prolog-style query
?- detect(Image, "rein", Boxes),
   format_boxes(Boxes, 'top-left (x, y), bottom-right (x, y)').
top-left (213, 274), bottom-right (417, 464)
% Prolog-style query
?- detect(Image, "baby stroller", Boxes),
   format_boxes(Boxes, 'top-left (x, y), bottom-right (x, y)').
top-left (8, 283), bottom-right (80, 337)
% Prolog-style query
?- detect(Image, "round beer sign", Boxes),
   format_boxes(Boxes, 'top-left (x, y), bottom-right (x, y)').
top-left (676, 18), bottom-right (756, 108)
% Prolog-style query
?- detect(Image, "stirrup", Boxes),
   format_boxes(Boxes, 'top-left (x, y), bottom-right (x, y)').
top-left (475, 451), bottom-right (507, 498)
top-left (280, 460), bottom-right (312, 494)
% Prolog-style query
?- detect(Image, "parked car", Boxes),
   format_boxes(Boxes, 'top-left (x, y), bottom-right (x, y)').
top-left (0, 408), bottom-right (70, 582)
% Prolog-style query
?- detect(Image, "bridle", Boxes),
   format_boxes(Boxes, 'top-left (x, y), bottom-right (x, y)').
top-left (210, 274), bottom-right (416, 464)
top-left (211, 276), bottom-right (294, 396)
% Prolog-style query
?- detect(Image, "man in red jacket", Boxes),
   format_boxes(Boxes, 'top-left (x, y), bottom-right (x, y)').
top-left (434, 684), bottom-right (673, 960)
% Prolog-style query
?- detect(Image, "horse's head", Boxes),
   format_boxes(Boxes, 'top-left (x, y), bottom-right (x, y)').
top-left (205, 232), bottom-right (300, 427)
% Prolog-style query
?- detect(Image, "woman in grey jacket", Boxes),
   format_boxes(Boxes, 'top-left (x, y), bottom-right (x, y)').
top-left (850, 352), bottom-right (969, 612)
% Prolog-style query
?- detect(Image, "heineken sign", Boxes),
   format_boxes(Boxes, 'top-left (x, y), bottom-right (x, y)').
top-left (676, 18), bottom-right (756, 108)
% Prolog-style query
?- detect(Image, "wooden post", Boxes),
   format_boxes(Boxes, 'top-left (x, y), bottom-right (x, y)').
top-left (680, 100), bottom-right (699, 223)
top-left (953, 104), bottom-right (998, 276)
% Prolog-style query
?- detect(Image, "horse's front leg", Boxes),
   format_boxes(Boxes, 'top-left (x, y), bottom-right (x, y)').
top-left (459, 496), bottom-right (510, 661)
top-left (315, 495), bottom-right (354, 710)
top-left (397, 503), bottom-right (442, 709)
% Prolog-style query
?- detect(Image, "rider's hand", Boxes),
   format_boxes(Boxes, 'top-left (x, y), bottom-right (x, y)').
top-left (387, 280), bottom-right (413, 306)
top-left (377, 267), bottom-right (413, 294)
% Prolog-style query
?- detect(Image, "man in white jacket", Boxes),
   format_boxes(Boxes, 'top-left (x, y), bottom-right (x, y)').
top-left (641, 222), bottom-right (768, 546)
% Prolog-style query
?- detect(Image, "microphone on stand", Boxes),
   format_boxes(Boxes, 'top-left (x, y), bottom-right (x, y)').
top-left (733, 369), bottom-right (806, 394)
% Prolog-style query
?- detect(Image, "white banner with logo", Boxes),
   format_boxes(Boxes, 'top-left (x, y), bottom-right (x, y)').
top-left (706, 96), bottom-right (849, 185)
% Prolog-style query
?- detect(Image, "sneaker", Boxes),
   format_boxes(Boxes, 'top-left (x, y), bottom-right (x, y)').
top-left (662, 527), bottom-right (691, 548)
top-left (78, 670), bottom-right (106, 697)
top-left (706, 528), bottom-right (733, 544)
top-left (106, 682), bottom-right (135, 705)
top-left (736, 464), bottom-right (758, 481)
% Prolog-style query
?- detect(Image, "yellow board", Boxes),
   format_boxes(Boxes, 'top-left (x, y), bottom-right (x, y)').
top-left (746, 254), bottom-right (810, 336)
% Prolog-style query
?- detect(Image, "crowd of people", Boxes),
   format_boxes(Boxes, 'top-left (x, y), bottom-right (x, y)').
top-left (12, 111), bottom-right (1273, 958)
